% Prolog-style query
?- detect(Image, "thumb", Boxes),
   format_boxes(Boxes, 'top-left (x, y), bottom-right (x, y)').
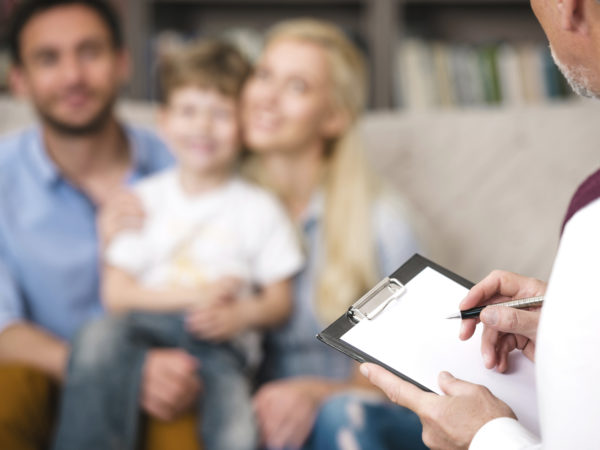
top-left (480, 306), bottom-right (539, 340)
top-left (438, 371), bottom-right (476, 396)
top-left (360, 363), bottom-right (428, 414)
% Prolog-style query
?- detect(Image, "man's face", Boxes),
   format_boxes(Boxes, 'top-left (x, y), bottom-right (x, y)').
top-left (530, 0), bottom-right (600, 98)
top-left (13, 4), bottom-right (128, 135)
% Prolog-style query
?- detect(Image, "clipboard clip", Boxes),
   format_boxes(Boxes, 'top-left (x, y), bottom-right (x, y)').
top-left (347, 277), bottom-right (406, 323)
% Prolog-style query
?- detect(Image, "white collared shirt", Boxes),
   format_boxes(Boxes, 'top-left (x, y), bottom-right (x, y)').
top-left (470, 198), bottom-right (600, 449)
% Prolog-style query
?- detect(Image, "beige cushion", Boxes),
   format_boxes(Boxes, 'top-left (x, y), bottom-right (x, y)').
top-left (2, 95), bottom-right (598, 282)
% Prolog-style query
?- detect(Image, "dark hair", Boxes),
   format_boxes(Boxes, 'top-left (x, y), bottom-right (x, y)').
top-left (158, 40), bottom-right (252, 104)
top-left (8, 0), bottom-right (124, 65)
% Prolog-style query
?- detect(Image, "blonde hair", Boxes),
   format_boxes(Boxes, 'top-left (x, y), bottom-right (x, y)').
top-left (158, 39), bottom-right (252, 103)
top-left (256, 19), bottom-right (381, 324)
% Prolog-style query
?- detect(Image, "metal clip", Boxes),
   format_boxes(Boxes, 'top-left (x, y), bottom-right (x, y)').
top-left (347, 277), bottom-right (406, 323)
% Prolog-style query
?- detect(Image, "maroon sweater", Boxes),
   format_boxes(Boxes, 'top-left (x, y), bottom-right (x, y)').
top-left (562, 168), bottom-right (600, 234)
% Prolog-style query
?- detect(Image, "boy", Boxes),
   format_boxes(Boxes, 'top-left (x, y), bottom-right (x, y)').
top-left (53, 41), bottom-right (303, 450)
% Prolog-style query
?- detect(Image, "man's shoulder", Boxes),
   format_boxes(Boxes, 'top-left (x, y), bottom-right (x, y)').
top-left (0, 129), bottom-right (35, 185)
top-left (0, 129), bottom-right (31, 167)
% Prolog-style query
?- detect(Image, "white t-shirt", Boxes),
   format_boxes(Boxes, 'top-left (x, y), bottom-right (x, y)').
top-left (470, 198), bottom-right (600, 449)
top-left (105, 169), bottom-right (304, 365)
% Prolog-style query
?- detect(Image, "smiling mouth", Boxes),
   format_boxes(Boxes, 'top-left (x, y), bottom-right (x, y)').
top-left (59, 92), bottom-right (94, 108)
top-left (251, 113), bottom-right (281, 131)
top-left (185, 142), bottom-right (217, 153)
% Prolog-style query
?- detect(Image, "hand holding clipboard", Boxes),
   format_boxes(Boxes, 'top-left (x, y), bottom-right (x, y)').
top-left (317, 254), bottom-right (540, 436)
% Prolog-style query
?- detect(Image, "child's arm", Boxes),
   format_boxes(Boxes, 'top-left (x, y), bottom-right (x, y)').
top-left (102, 265), bottom-right (239, 314)
top-left (185, 278), bottom-right (292, 341)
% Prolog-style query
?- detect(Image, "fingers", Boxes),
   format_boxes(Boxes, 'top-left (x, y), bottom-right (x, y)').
top-left (361, 363), bottom-right (431, 414)
top-left (437, 371), bottom-right (479, 396)
top-left (459, 318), bottom-right (478, 341)
top-left (480, 306), bottom-right (539, 341)
top-left (459, 270), bottom-right (520, 310)
top-left (459, 270), bottom-right (546, 341)
top-left (97, 189), bottom-right (146, 246)
top-left (141, 349), bottom-right (200, 420)
top-left (185, 307), bottom-right (230, 341)
top-left (272, 399), bottom-right (314, 449)
top-left (496, 334), bottom-right (518, 373)
top-left (480, 324), bottom-right (502, 369)
top-left (254, 384), bottom-right (301, 449)
top-left (480, 325), bottom-right (518, 372)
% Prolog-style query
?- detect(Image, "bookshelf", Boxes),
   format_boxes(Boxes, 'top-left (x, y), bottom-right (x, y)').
top-left (0, 0), bottom-right (565, 109)
top-left (124, 0), bottom-right (399, 107)
top-left (394, 0), bottom-right (570, 108)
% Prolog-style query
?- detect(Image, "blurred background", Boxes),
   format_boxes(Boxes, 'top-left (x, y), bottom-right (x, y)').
top-left (1, 0), bottom-right (598, 283)
top-left (0, 0), bottom-right (574, 109)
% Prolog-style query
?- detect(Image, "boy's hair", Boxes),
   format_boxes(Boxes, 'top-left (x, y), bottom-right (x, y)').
top-left (8, 0), bottom-right (124, 65)
top-left (159, 40), bottom-right (252, 104)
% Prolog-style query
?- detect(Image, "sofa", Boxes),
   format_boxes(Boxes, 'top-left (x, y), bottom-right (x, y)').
top-left (2, 95), bottom-right (598, 282)
top-left (1, 95), bottom-right (599, 448)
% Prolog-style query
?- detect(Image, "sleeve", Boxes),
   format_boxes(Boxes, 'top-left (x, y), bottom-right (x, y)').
top-left (250, 195), bottom-right (304, 285)
top-left (531, 203), bottom-right (600, 448)
top-left (0, 240), bottom-right (25, 334)
top-left (373, 193), bottom-right (421, 277)
top-left (470, 418), bottom-right (541, 450)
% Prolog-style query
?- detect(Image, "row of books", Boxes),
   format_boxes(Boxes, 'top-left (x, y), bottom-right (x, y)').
top-left (394, 39), bottom-right (572, 109)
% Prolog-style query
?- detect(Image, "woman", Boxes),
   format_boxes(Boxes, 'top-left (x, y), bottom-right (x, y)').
top-left (242, 19), bottom-right (427, 449)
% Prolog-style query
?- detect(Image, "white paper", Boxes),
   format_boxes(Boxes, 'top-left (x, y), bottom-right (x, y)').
top-left (342, 267), bottom-right (539, 435)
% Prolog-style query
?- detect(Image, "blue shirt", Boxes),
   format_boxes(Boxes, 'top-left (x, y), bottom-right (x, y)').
top-left (0, 126), bottom-right (173, 341)
top-left (264, 191), bottom-right (420, 381)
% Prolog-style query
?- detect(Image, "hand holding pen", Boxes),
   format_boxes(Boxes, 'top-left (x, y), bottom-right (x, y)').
top-left (447, 296), bottom-right (544, 320)
top-left (458, 270), bottom-right (547, 372)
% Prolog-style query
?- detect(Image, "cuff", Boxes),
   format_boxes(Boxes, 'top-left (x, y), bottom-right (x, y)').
top-left (470, 417), bottom-right (541, 450)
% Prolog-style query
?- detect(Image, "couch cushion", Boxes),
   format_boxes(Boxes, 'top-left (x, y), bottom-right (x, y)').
top-left (2, 95), bottom-right (598, 282)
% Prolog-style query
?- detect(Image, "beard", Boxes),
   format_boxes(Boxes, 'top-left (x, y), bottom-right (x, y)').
top-left (35, 89), bottom-right (118, 137)
top-left (550, 44), bottom-right (599, 99)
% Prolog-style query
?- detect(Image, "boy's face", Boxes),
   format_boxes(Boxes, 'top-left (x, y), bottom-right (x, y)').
top-left (160, 86), bottom-right (241, 176)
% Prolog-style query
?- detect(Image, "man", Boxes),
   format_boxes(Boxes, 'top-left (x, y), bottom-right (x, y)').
top-left (0, 1), bottom-right (200, 448)
top-left (361, 0), bottom-right (600, 448)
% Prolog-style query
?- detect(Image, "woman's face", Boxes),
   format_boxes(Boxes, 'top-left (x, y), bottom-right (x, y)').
top-left (242, 38), bottom-right (338, 155)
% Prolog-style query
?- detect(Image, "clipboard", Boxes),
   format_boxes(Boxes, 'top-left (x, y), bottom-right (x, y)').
top-left (317, 253), bottom-right (539, 435)
top-left (317, 254), bottom-right (472, 392)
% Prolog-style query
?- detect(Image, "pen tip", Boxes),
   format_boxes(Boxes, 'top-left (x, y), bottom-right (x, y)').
top-left (446, 313), bottom-right (461, 319)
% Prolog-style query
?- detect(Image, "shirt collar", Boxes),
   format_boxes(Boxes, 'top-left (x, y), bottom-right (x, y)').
top-left (27, 127), bottom-right (61, 186)
top-left (26, 124), bottom-right (148, 187)
top-left (300, 190), bottom-right (325, 231)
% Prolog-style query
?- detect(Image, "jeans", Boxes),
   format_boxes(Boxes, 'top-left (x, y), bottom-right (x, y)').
top-left (52, 312), bottom-right (257, 450)
top-left (303, 393), bottom-right (426, 450)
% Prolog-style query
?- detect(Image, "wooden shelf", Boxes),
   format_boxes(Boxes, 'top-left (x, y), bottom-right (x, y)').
top-left (123, 0), bottom-right (547, 109)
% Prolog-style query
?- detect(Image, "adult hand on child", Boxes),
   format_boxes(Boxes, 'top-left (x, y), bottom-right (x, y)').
top-left (97, 188), bottom-right (145, 249)
top-left (140, 348), bottom-right (201, 421)
top-left (460, 270), bottom-right (546, 371)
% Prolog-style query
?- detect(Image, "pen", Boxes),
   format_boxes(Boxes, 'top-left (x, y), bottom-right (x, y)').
top-left (446, 296), bottom-right (544, 320)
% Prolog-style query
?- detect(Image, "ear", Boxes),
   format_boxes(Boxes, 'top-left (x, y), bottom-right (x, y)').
top-left (320, 106), bottom-right (350, 139)
top-left (8, 65), bottom-right (29, 98)
top-left (558, 0), bottom-right (588, 33)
